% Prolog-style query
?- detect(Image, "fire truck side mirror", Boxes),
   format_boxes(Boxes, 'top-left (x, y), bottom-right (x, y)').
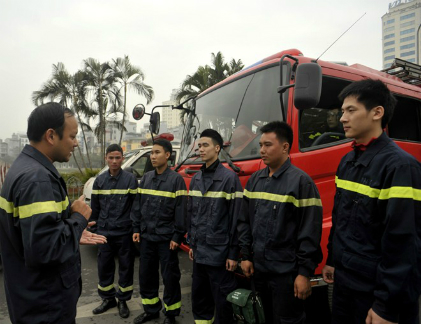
top-left (294, 63), bottom-right (322, 110)
top-left (133, 104), bottom-right (146, 120)
top-left (149, 111), bottom-right (161, 134)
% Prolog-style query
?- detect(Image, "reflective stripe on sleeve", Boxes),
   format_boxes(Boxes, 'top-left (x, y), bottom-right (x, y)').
top-left (92, 189), bottom-right (137, 195)
top-left (0, 197), bottom-right (69, 218)
top-left (138, 188), bottom-right (183, 198)
top-left (243, 189), bottom-right (322, 208)
top-left (119, 285), bottom-right (133, 292)
top-left (142, 297), bottom-right (160, 305)
top-left (188, 190), bottom-right (243, 200)
top-left (335, 176), bottom-right (421, 200)
top-left (98, 284), bottom-right (115, 291)
top-left (164, 301), bottom-right (181, 311)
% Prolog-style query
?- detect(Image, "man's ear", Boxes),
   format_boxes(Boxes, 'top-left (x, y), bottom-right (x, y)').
top-left (283, 142), bottom-right (290, 154)
top-left (45, 129), bottom-right (55, 145)
top-left (372, 106), bottom-right (384, 122)
top-left (166, 151), bottom-right (171, 160)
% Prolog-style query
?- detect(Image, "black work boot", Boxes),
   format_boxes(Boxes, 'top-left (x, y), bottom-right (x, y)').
top-left (118, 300), bottom-right (130, 318)
top-left (92, 298), bottom-right (117, 315)
top-left (163, 316), bottom-right (175, 324)
top-left (133, 312), bottom-right (159, 324)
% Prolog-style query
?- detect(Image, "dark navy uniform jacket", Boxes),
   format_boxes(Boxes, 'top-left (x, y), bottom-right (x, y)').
top-left (0, 145), bottom-right (88, 324)
top-left (326, 132), bottom-right (421, 322)
top-left (188, 161), bottom-right (243, 267)
top-left (90, 169), bottom-right (137, 237)
top-left (237, 159), bottom-right (323, 277)
top-left (133, 167), bottom-right (187, 244)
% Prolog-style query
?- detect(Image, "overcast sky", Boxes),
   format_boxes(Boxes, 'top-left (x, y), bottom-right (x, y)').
top-left (0, 0), bottom-right (390, 140)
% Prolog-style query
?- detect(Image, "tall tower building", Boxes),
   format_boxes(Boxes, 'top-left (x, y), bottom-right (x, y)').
top-left (382, 0), bottom-right (421, 68)
top-left (161, 89), bottom-right (182, 130)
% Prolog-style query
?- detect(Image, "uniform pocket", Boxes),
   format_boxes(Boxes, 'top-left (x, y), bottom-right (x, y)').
top-left (341, 251), bottom-right (379, 280)
top-left (206, 234), bottom-right (229, 245)
top-left (264, 248), bottom-right (296, 262)
top-left (60, 264), bottom-right (80, 288)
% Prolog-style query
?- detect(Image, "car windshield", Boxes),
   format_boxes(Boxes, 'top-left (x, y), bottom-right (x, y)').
top-left (180, 65), bottom-right (287, 163)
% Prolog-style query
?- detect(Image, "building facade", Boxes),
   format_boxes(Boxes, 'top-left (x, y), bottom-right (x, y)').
top-left (382, 0), bottom-right (421, 68)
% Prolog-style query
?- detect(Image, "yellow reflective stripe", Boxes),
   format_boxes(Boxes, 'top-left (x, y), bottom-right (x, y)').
top-left (98, 284), bottom-right (114, 291)
top-left (142, 297), bottom-right (160, 305)
top-left (195, 318), bottom-right (214, 324)
top-left (243, 189), bottom-right (322, 208)
top-left (119, 285), bottom-right (133, 292)
top-left (164, 301), bottom-right (181, 311)
top-left (139, 188), bottom-right (176, 198)
top-left (176, 190), bottom-right (188, 197)
top-left (335, 176), bottom-right (421, 201)
top-left (92, 189), bottom-right (136, 195)
top-left (0, 197), bottom-right (14, 214)
top-left (19, 198), bottom-right (69, 219)
top-left (188, 190), bottom-right (242, 200)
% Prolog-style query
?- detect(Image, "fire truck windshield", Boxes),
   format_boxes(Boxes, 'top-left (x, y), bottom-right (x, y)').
top-left (179, 65), bottom-right (286, 163)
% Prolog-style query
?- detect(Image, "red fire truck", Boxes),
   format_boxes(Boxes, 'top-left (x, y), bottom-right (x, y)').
top-left (134, 49), bottom-right (421, 288)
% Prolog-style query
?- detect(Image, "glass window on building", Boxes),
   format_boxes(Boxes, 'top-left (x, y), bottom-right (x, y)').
top-left (384, 62), bottom-right (393, 69)
top-left (384, 48), bottom-right (395, 54)
top-left (401, 28), bottom-right (415, 35)
top-left (400, 12), bottom-right (416, 20)
top-left (384, 55), bottom-right (396, 61)
top-left (407, 58), bottom-right (416, 63)
top-left (401, 43), bottom-right (415, 50)
top-left (401, 20), bottom-right (415, 28)
top-left (387, 18), bottom-right (395, 24)
top-left (384, 33), bottom-right (395, 40)
top-left (384, 26), bottom-right (395, 33)
top-left (401, 50), bottom-right (415, 57)
top-left (401, 35), bottom-right (415, 42)
top-left (384, 40), bottom-right (395, 46)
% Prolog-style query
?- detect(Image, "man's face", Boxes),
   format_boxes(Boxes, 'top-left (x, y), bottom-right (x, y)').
top-left (259, 132), bottom-right (288, 168)
top-left (198, 137), bottom-right (219, 163)
top-left (151, 144), bottom-right (169, 168)
top-left (340, 96), bottom-right (377, 143)
top-left (327, 109), bottom-right (340, 129)
top-left (106, 151), bottom-right (124, 172)
top-left (52, 115), bottom-right (78, 163)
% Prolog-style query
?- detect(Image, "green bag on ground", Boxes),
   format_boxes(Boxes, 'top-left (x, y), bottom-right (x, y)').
top-left (227, 287), bottom-right (265, 324)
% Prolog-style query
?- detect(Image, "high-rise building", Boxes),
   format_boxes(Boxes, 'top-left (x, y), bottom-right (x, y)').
top-left (382, 0), bottom-right (421, 68)
top-left (161, 89), bottom-right (182, 130)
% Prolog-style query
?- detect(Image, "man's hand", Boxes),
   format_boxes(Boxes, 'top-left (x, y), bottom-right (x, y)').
top-left (189, 249), bottom-right (194, 261)
top-left (322, 265), bottom-right (335, 284)
top-left (294, 274), bottom-right (312, 300)
top-left (71, 195), bottom-right (92, 221)
top-left (241, 260), bottom-right (254, 278)
top-left (169, 241), bottom-right (179, 250)
top-left (80, 229), bottom-right (107, 245)
top-left (133, 233), bottom-right (140, 242)
top-left (226, 259), bottom-right (238, 272)
top-left (366, 308), bottom-right (397, 324)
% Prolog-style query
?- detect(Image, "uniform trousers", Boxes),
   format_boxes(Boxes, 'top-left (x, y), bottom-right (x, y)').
top-left (139, 239), bottom-right (182, 317)
top-left (97, 234), bottom-right (135, 301)
top-left (192, 260), bottom-right (237, 324)
top-left (254, 271), bottom-right (305, 324)
top-left (332, 283), bottom-right (420, 324)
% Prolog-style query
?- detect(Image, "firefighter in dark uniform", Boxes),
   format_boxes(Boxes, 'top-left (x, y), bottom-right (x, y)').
top-left (322, 79), bottom-right (421, 324)
top-left (188, 129), bottom-right (243, 324)
top-left (91, 144), bottom-right (138, 318)
top-left (0, 103), bottom-right (106, 324)
top-left (132, 139), bottom-right (187, 324)
top-left (237, 121), bottom-right (323, 324)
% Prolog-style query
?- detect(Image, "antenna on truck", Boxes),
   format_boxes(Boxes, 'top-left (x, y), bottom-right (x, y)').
top-left (315, 12), bottom-right (366, 63)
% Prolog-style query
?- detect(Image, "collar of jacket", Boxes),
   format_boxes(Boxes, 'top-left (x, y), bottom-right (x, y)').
top-left (200, 159), bottom-right (220, 173)
top-left (107, 168), bottom-right (123, 180)
top-left (348, 132), bottom-right (390, 167)
top-left (152, 166), bottom-right (171, 182)
top-left (259, 158), bottom-right (292, 179)
top-left (195, 160), bottom-right (225, 181)
top-left (22, 144), bottom-right (62, 180)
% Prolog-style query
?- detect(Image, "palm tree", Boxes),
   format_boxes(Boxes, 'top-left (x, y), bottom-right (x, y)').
top-left (84, 58), bottom-right (122, 165)
top-left (32, 63), bottom-right (94, 173)
top-left (111, 55), bottom-right (154, 145)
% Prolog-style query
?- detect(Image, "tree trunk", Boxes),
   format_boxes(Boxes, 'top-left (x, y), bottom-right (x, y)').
top-left (76, 111), bottom-right (93, 170)
top-left (72, 152), bottom-right (84, 175)
top-left (119, 84), bottom-right (127, 147)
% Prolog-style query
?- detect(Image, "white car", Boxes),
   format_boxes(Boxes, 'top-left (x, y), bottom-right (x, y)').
top-left (83, 145), bottom-right (180, 204)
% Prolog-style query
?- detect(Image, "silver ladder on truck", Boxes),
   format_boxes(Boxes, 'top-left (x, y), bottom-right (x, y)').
top-left (382, 58), bottom-right (421, 86)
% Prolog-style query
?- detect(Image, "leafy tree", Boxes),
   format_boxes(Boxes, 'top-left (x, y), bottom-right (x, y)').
top-left (111, 55), bottom-right (154, 145)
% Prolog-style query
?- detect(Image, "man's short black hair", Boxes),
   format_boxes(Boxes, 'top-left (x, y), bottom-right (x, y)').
top-left (338, 79), bottom-right (397, 128)
top-left (260, 121), bottom-right (293, 151)
top-left (27, 102), bottom-right (74, 142)
top-left (153, 138), bottom-right (173, 155)
top-left (200, 129), bottom-right (223, 150)
top-left (106, 144), bottom-right (123, 155)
